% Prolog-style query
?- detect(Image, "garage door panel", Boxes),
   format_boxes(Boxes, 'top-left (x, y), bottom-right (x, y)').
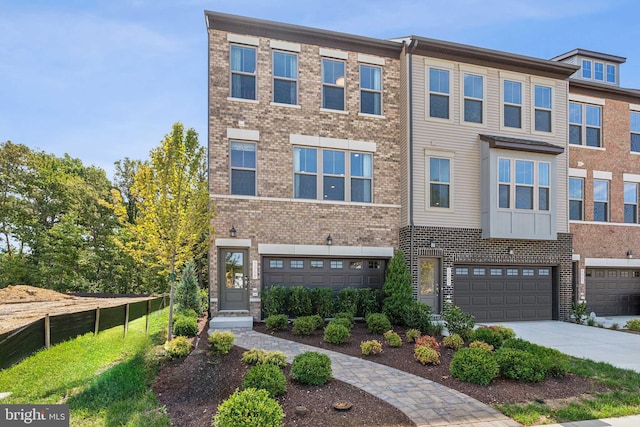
top-left (505, 295), bottom-right (520, 305)
top-left (521, 295), bottom-right (537, 304)
top-left (488, 295), bottom-right (505, 305)
top-left (587, 269), bottom-right (640, 316)
top-left (472, 282), bottom-right (488, 291)
top-left (489, 282), bottom-right (505, 292)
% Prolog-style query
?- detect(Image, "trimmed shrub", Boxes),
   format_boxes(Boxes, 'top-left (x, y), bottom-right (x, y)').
top-left (405, 328), bottom-right (421, 343)
top-left (329, 317), bottom-right (352, 331)
top-left (473, 327), bottom-right (504, 349)
top-left (265, 314), bottom-right (289, 331)
top-left (175, 261), bottom-right (201, 313)
top-left (311, 288), bottom-right (335, 318)
top-left (493, 325), bottom-right (516, 341)
top-left (262, 286), bottom-right (287, 318)
top-left (469, 340), bottom-right (494, 353)
top-left (292, 316), bottom-right (319, 336)
top-left (442, 333), bottom-right (464, 350)
top-left (334, 311), bottom-right (355, 328)
top-left (310, 314), bottom-right (324, 329)
top-left (209, 330), bottom-right (235, 355)
top-left (357, 288), bottom-right (381, 318)
top-left (415, 335), bottom-right (440, 351)
top-left (625, 318), bottom-right (640, 332)
top-left (495, 348), bottom-right (545, 382)
top-left (242, 364), bottom-right (287, 397)
top-left (175, 309), bottom-right (198, 320)
top-left (502, 338), bottom-right (568, 378)
top-left (290, 352), bottom-right (332, 385)
top-left (403, 301), bottom-right (433, 334)
top-left (173, 316), bottom-right (198, 337)
top-left (443, 303), bottom-right (475, 340)
top-left (450, 348), bottom-right (499, 385)
top-left (361, 339), bottom-right (383, 356)
top-left (366, 313), bottom-right (392, 334)
top-left (287, 286), bottom-right (313, 317)
top-left (414, 345), bottom-right (440, 365)
top-left (324, 322), bottom-right (350, 344)
top-left (165, 336), bottom-right (192, 359)
top-left (337, 287), bottom-right (359, 315)
top-left (241, 348), bottom-right (267, 365)
top-left (262, 351), bottom-right (287, 368)
top-left (198, 288), bottom-right (209, 313)
top-left (241, 349), bottom-right (287, 368)
top-left (213, 388), bottom-right (284, 427)
top-left (382, 250), bottom-right (413, 325)
top-left (383, 330), bottom-right (403, 347)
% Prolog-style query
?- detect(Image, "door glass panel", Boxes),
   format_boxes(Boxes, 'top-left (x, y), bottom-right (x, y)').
top-left (225, 252), bottom-right (244, 289)
top-left (419, 259), bottom-right (436, 295)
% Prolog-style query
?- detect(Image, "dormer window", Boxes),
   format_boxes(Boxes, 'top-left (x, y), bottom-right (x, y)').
top-left (581, 59), bottom-right (616, 84)
top-left (606, 64), bottom-right (616, 83)
top-left (582, 60), bottom-right (591, 79)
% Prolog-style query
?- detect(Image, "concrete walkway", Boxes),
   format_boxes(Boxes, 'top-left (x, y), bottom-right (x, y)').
top-left (535, 414), bottom-right (640, 427)
top-left (235, 330), bottom-right (520, 427)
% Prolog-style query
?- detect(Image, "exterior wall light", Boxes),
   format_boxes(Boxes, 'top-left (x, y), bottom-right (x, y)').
top-left (230, 226), bottom-right (236, 238)
top-left (327, 234), bottom-right (333, 246)
top-left (508, 247), bottom-right (514, 256)
top-left (628, 249), bottom-right (633, 259)
top-left (430, 240), bottom-right (436, 248)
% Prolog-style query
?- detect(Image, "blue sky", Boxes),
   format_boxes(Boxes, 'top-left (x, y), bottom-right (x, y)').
top-left (1, 0), bottom-right (639, 179)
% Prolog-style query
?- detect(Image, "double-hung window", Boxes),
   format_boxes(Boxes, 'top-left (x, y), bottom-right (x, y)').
top-left (230, 45), bottom-right (257, 100)
top-left (428, 68), bottom-right (450, 119)
top-left (463, 74), bottom-right (483, 123)
top-left (569, 177), bottom-right (584, 220)
top-left (534, 85), bottom-right (552, 132)
top-left (360, 65), bottom-right (382, 115)
top-left (351, 152), bottom-right (372, 202)
top-left (515, 160), bottom-right (534, 209)
top-left (538, 162), bottom-right (550, 211)
top-left (569, 103), bottom-right (602, 147)
top-left (582, 60), bottom-right (592, 79)
top-left (323, 150), bottom-right (345, 200)
top-left (428, 157), bottom-right (451, 208)
top-left (631, 112), bottom-right (640, 153)
top-left (273, 51), bottom-right (297, 105)
top-left (499, 158), bottom-right (550, 210)
top-left (498, 158), bottom-right (510, 208)
top-left (322, 59), bottom-right (345, 111)
top-left (503, 80), bottom-right (522, 128)
top-left (593, 179), bottom-right (609, 222)
top-left (625, 182), bottom-right (639, 224)
top-left (594, 62), bottom-right (604, 81)
top-left (230, 142), bottom-right (256, 195)
top-left (294, 147), bottom-right (317, 199)
top-left (606, 64), bottom-right (616, 83)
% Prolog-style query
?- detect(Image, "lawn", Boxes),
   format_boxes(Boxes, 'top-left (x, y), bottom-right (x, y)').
top-left (0, 308), bottom-right (171, 427)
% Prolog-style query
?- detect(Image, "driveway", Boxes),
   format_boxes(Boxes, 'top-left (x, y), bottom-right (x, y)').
top-left (484, 320), bottom-right (640, 372)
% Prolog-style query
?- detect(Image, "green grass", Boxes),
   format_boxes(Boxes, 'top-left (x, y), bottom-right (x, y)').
top-left (496, 356), bottom-right (640, 425)
top-left (0, 309), bottom-right (171, 427)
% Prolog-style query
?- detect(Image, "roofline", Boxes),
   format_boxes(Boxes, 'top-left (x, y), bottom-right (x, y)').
top-left (551, 48), bottom-right (626, 64)
top-left (569, 79), bottom-right (640, 99)
top-left (409, 36), bottom-right (579, 78)
top-left (479, 134), bottom-right (564, 155)
top-left (204, 10), bottom-right (403, 58)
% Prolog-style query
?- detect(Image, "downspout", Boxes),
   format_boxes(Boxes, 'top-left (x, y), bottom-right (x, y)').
top-left (205, 13), bottom-right (213, 320)
top-left (408, 39), bottom-right (418, 284)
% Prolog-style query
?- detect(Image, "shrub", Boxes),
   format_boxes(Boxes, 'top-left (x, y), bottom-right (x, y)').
top-left (337, 287), bottom-right (359, 315)
top-left (213, 388), bottom-right (284, 427)
top-left (287, 286), bottom-right (313, 317)
top-left (443, 303), bottom-right (475, 340)
top-left (329, 317), bottom-right (352, 331)
top-left (570, 301), bottom-right (588, 324)
top-left (334, 311), bottom-right (355, 328)
top-left (173, 316), bottom-right (198, 337)
top-left (493, 325), bottom-right (516, 341)
top-left (241, 348), bottom-right (267, 365)
top-left (242, 364), bottom-right (287, 397)
top-left (262, 351), bottom-right (287, 368)
top-left (290, 352), bottom-right (332, 385)
top-left (366, 313), bottom-right (392, 334)
top-left (324, 322), bottom-right (350, 344)
top-left (199, 288), bottom-right (209, 313)
top-left (626, 318), bottom-right (640, 332)
top-left (265, 314), bottom-right (289, 331)
top-left (403, 301), bottom-right (433, 334)
top-left (587, 317), bottom-right (596, 326)
top-left (175, 261), bottom-right (201, 313)
top-left (495, 348), bottom-right (545, 382)
top-left (262, 286), bottom-right (287, 318)
top-left (357, 288), bottom-right (381, 318)
top-left (165, 336), bottom-right (192, 359)
top-left (469, 340), bottom-right (494, 353)
top-left (414, 345), bottom-right (440, 365)
top-left (405, 328), bottom-right (421, 343)
top-left (415, 335), bottom-right (440, 351)
top-left (442, 334), bottom-right (464, 350)
top-left (473, 327), bottom-right (504, 349)
top-left (361, 340), bottom-right (383, 356)
top-left (382, 250), bottom-right (413, 325)
top-left (611, 323), bottom-right (620, 330)
top-left (311, 288), bottom-right (335, 319)
top-left (450, 348), bottom-right (499, 385)
top-left (502, 338), bottom-right (568, 378)
top-left (292, 316), bottom-right (319, 336)
top-left (175, 309), bottom-right (198, 320)
top-left (383, 330), bottom-right (403, 347)
top-left (209, 330), bottom-right (235, 355)
top-left (310, 314), bottom-right (324, 329)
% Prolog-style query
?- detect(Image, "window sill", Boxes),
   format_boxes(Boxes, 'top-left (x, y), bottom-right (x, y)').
top-left (425, 116), bottom-right (453, 124)
top-left (630, 151), bottom-right (640, 155)
top-left (358, 112), bottom-right (385, 119)
top-left (270, 102), bottom-right (301, 109)
top-left (531, 130), bottom-right (555, 137)
top-left (227, 97), bottom-right (259, 104)
top-left (320, 108), bottom-right (349, 115)
top-left (424, 206), bottom-right (454, 213)
top-left (499, 124), bottom-right (525, 133)
top-left (460, 120), bottom-right (486, 128)
top-left (569, 144), bottom-right (605, 151)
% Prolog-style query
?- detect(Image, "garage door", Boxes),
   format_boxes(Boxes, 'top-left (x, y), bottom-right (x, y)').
top-left (586, 269), bottom-right (640, 316)
top-left (262, 257), bottom-right (386, 292)
top-left (454, 265), bottom-right (553, 322)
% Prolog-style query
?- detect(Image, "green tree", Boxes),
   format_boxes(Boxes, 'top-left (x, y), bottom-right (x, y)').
top-left (176, 261), bottom-right (201, 312)
top-left (382, 250), bottom-right (413, 325)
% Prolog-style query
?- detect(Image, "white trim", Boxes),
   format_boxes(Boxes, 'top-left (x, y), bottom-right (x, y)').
top-left (358, 112), bottom-right (386, 119)
top-left (319, 47), bottom-right (348, 60)
top-left (320, 108), bottom-right (349, 115)
top-left (227, 128), bottom-right (259, 141)
top-left (569, 168), bottom-right (587, 178)
top-left (623, 173), bottom-right (640, 183)
top-left (270, 102), bottom-right (301, 109)
top-left (572, 254), bottom-right (581, 261)
top-left (630, 103), bottom-right (640, 112)
top-left (593, 170), bottom-right (612, 180)
top-left (290, 134), bottom-right (377, 153)
top-left (227, 97), bottom-right (259, 104)
top-left (215, 238), bottom-right (251, 247)
top-left (570, 144), bottom-right (605, 151)
top-left (210, 193), bottom-right (399, 208)
top-left (585, 258), bottom-right (640, 268)
top-left (269, 40), bottom-right (300, 52)
top-left (250, 298), bottom-right (261, 303)
top-left (570, 220), bottom-right (640, 227)
top-left (424, 149), bottom-right (455, 212)
top-left (423, 58), bottom-right (455, 69)
top-left (227, 33), bottom-right (259, 46)
top-left (569, 93), bottom-right (605, 106)
top-left (258, 243), bottom-right (394, 257)
top-left (357, 53), bottom-right (385, 66)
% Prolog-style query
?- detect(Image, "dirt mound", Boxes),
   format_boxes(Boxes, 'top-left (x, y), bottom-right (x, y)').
top-left (0, 285), bottom-right (75, 304)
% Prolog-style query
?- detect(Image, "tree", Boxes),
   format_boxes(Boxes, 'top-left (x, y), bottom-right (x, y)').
top-left (175, 261), bottom-right (201, 313)
top-left (382, 250), bottom-right (413, 325)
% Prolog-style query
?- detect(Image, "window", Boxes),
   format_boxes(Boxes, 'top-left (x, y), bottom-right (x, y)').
top-left (290, 260), bottom-right (303, 269)
top-left (515, 160), bottom-right (534, 209)
top-left (310, 260), bottom-right (324, 268)
top-left (569, 103), bottom-right (601, 147)
top-left (538, 162), bottom-right (550, 211)
top-left (498, 158), bottom-right (510, 208)
top-left (360, 65), bottom-right (382, 115)
top-left (473, 268), bottom-right (485, 275)
top-left (269, 260), bottom-right (283, 268)
top-left (593, 179), bottom-right (609, 222)
top-left (534, 85), bottom-right (552, 132)
top-left (322, 58), bottom-right (345, 110)
top-left (351, 152), bottom-right (372, 203)
top-left (230, 45), bottom-right (256, 100)
top-left (499, 158), bottom-right (550, 210)
top-left (429, 68), bottom-right (450, 119)
top-left (273, 51), bottom-right (297, 105)
top-left (330, 261), bottom-right (343, 269)
top-left (490, 268), bottom-right (502, 276)
top-left (350, 261), bottom-right (362, 269)
top-left (294, 147), bottom-right (317, 199)
top-left (428, 157), bottom-right (450, 208)
top-left (594, 62), bottom-right (604, 81)
top-left (569, 177), bottom-right (584, 220)
top-left (631, 112), bottom-right (640, 153)
top-left (582, 60), bottom-right (592, 79)
top-left (625, 182), bottom-right (638, 224)
top-left (507, 268), bottom-right (518, 276)
top-left (455, 267), bottom-right (468, 275)
top-left (522, 269), bottom-right (534, 276)
top-left (463, 74), bottom-right (483, 123)
top-left (323, 150), bottom-right (345, 201)
top-left (230, 142), bottom-right (256, 195)
top-left (369, 261), bottom-right (381, 269)
top-left (539, 268), bottom-right (550, 276)
top-left (503, 80), bottom-right (522, 128)
top-left (606, 64), bottom-right (616, 83)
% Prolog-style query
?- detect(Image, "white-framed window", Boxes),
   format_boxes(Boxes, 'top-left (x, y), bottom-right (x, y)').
top-left (293, 147), bottom-right (317, 199)
top-left (582, 60), bottom-right (592, 79)
top-left (230, 44), bottom-right (257, 100)
top-left (230, 141), bottom-right (256, 195)
top-left (593, 179), bottom-right (609, 222)
top-left (569, 177), bottom-right (584, 221)
top-left (269, 260), bottom-right (283, 269)
top-left (539, 268), bottom-right (550, 276)
top-left (427, 156), bottom-right (451, 208)
top-left (606, 64), bottom-right (616, 83)
top-left (534, 84), bottom-right (552, 132)
top-left (290, 260), bottom-right (304, 269)
top-left (351, 152), bottom-right (373, 203)
top-left (594, 62), bottom-right (604, 81)
top-left (569, 102), bottom-right (601, 147)
top-left (503, 80), bottom-right (522, 129)
top-left (631, 112), bottom-right (640, 153)
top-left (330, 261), bottom-right (343, 269)
top-left (625, 182), bottom-right (638, 224)
top-left (473, 268), bottom-right (485, 275)
top-left (522, 269), bottom-right (534, 276)
top-left (310, 260), bottom-right (324, 268)
top-left (322, 58), bottom-right (345, 110)
top-left (538, 162), bottom-right (550, 211)
top-left (581, 59), bottom-right (616, 83)
top-left (323, 149), bottom-right (345, 201)
top-left (506, 268), bottom-right (518, 276)
top-left (455, 267), bottom-right (468, 275)
top-left (273, 51), bottom-right (297, 105)
top-left (428, 67), bottom-right (450, 119)
top-left (463, 73), bottom-right (483, 124)
top-left (498, 158), bottom-right (550, 211)
top-left (498, 158), bottom-right (511, 209)
top-left (360, 65), bottom-right (382, 115)
top-left (490, 268), bottom-right (502, 276)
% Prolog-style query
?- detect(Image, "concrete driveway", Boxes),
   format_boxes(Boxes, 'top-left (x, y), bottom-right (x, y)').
top-left (484, 319), bottom-right (640, 372)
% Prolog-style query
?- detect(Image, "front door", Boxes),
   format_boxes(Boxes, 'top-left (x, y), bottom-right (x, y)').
top-left (219, 249), bottom-right (249, 311)
top-left (418, 258), bottom-right (440, 313)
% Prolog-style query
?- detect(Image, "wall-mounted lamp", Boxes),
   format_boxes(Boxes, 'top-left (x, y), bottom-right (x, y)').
top-left (326, 234), bottom-right (333, 246)
top-left (508, 247), bottom-right (514, 256)
top-left (628, 249), bottom-right (633, 259)
top-left (430, 240), bottom-right (436, 248)
top-left (229, 226), bottom-right (236, 238)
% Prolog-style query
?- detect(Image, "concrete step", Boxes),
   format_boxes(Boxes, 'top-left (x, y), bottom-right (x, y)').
top-left (209, 315), bottom-right (253, 332)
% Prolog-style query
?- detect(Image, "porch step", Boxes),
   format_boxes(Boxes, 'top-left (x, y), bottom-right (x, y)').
top-left (209, 316), bottom-right (253, 332)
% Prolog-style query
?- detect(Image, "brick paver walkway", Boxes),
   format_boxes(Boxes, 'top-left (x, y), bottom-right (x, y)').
top-left (234, 331), bottom-right (521, 427)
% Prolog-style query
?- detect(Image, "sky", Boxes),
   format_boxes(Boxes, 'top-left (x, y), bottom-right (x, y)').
top-left (2, 0), bottom-right (639, 180)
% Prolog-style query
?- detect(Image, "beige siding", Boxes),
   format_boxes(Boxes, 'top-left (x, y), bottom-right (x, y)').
top-left (399, 45), bottom-right (410, 226)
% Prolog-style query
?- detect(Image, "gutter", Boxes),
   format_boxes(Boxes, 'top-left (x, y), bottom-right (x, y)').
top-left (407, 39), bottom-right (418, 283)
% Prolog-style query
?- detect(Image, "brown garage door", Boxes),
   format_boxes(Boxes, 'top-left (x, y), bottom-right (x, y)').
top-left (454, 265), bottom-right (553, 322)
top-left (586, 269), bottom-right (640, 316)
